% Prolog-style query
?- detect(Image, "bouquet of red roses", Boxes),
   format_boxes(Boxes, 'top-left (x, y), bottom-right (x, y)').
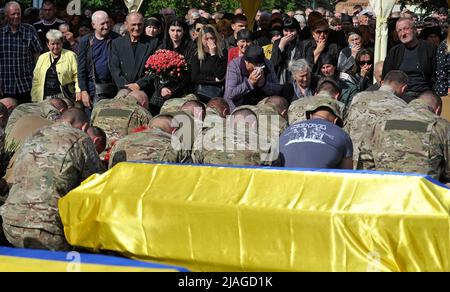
top-left (145, 49), bottom-right (188, 82)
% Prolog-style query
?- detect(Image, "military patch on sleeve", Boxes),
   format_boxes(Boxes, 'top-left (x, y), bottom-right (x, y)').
top-left (384, 120), bottom-right (429, 132)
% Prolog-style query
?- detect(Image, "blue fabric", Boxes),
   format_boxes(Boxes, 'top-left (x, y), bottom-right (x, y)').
top-left (279, 119), bottom-right (353, 168)
top-left (0, 247), bottom-right (189, 271)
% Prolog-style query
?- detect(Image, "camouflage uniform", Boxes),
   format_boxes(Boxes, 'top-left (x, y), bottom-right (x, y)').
top-left (108, 127), bottom-right (190, 169)
top-left (91, 95), bottom-right (153, 148)
top-left (288, 93), bottom-right (345, 125)
top-left (357, 105), bottom-right (450, 181)
top-left (159, 94), bottom-right (198, 114)
top-left (344, 85), bottom-right (408, 163)
top-left (5, 100), bottom-right (60, 137)
top-left (4, 101), bottom-right (61, 154)
top-left (193, 120), bottom-right (275, 166)
top-left (0, 122), bottom-right (105, 250)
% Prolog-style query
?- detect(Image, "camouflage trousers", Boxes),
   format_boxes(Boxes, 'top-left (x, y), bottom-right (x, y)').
top-left (2, 223), bottom-right (71, 251)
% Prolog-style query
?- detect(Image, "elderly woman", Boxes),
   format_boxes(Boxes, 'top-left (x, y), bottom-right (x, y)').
top-left (288, 59), bottom-right (316, 101)
top-left (31, 29), bottom-right (80, 103)
top-left (337, 30), bottom-right (363, 74)
top-left (435, 33), bottom-right (450, 97)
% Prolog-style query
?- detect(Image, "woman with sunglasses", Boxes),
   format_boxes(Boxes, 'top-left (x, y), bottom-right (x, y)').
top-left (351, 49), bottom-right (373, 92)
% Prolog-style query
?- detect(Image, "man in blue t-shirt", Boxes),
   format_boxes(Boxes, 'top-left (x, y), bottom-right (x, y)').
top-left (279, 96), bottom-right (353, 169)
top-left (77, 10), bottom-right (120, 112)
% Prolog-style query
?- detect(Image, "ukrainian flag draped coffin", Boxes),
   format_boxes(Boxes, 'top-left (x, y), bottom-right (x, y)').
top-left (59, 163), bottom-right (450, 271)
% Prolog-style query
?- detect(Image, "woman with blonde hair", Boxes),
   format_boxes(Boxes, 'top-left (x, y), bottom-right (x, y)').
top-left (192, 24), bottom-right (227, 101)
top-left (435, 32), bottom-right (450, 97)
top-left (31, 29), bottom-right (80, 102)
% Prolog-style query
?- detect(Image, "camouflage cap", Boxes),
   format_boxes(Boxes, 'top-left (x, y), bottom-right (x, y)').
top-left (305, 96), bottom-right (343, 127)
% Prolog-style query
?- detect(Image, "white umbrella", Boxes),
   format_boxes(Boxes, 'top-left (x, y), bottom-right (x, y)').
top-left (371, 0), bottom-right (396, 64)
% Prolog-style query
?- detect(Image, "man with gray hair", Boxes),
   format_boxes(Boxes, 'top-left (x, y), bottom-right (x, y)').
top-left (382, 18), bottom-right (437, 103)
top-left (0, 1), bottom-right (43, 103)
top-left (77, 10), bottom-right (120, 111)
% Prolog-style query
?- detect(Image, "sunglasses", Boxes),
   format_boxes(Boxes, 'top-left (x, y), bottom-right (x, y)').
top-left (359, 61), bottom-right (372, 65)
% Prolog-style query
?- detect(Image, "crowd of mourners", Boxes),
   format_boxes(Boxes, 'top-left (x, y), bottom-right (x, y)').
top-left (0, 0), bottom-right (449, 251)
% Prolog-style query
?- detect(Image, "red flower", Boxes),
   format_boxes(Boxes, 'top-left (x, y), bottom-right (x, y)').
top-left (145, 49), bottom-right (188, 82)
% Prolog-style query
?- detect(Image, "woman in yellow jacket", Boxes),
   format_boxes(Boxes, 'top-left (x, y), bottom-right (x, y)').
top-left (31, 29), bottom-right (80, 103)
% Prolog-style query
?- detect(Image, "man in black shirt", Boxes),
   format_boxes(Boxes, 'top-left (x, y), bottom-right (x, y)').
top-left (33, 0), bottom-right (65, 49)
top-left (382, 18), bottom-right (437, 103)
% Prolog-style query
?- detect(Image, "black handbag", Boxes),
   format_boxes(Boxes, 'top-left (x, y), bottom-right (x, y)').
top-left (94, 81), bottom-right (117, 98)
top-left (195, 84), bottom-right (224, 101)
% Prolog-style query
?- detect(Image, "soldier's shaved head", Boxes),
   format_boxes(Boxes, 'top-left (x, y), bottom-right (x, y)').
top-left (181, 100), bottom-right (206, 121)
top-left (231, 108), bottom-right (258, 129)
top-left (61, 108), bottom-right (89, 130)
top-left (49, 98), bottom-right (68, 113)
top-left (116, 88), bottom-right (132, 99)
top-left (265, 96), bottom-right (289, 119)
top-left (0, 97), bottom-right (18, 114)
top-left (128, 90), bottom-right (149, 109)
top-left (383, 70), bottom-right (408, 97)
top-left (207, 98), bottom-right (230, 118)
top-left (87, 126), bottom-right (107, 154)
top-left (149, 115), bottom-right (177, 134)
top-left (61, 97), bottom-right (74, 109)
top-left (418, 91), bottom-right (442, 115)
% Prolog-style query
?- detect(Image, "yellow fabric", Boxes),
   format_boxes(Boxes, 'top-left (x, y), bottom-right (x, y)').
top-left (60, 163), bottom-right (450, 272)
top-left (239, 0), bottom-right (262, 31)
top-left (0, 255), bottom-right (176, 272)
top-left (31, 49), bottom-right (81, 103)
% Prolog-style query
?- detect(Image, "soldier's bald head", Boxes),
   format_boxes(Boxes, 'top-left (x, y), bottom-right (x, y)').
top-left (181, 100), bottom-right (206, 121)
top-left (49, 98), bottom-right (68, 113)
top-left (383, 70), bottom-right (408, 97)
top-left (265, 96), bottom-right (289, 119)
top-left (0, 97), bottom-right (18, 114)
top-left (231, 108), bottom-right (258, 129)
top-left (207, 98), bottom-right (230, 118)
top-left (128, 90), bottom-right (149, 109)
top-left (149, 115), bottom-right (177, 134)
top-left (60, 108), bottom-right (89, 130)
top-left (61, 97), bottom-right (75, 109)
top-left (87, 126), bottom-right (107, 154)
top-left (419, 91), bottom-right (442, 116)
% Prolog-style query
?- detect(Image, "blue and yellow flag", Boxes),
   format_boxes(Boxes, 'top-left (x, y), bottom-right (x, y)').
top-left (60, 163), bottom-right (450, 272)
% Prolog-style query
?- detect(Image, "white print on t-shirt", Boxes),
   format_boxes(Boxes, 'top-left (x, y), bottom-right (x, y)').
top-left (285, 122), bottom-right (335, 146)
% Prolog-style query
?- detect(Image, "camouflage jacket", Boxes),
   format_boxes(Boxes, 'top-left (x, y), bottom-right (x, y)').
top-left (108, 127), bottom-right (190, 169)
top-left (344, 86), bottom-right (408, 163)
top-left (91, 96), bottom-right (153, 148)
top-left (5, 101), bottom-right (60, 138)
top-left (159, 94), bottom-right (198, 114)
top-left (357, 105), bottom-right (449, 181)
top-left (192, 125), bottom-right (276, 166)
top-left (0, 122), bottom-right (105, 234)
top-left (288, 93), bottom-right (345, 125)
